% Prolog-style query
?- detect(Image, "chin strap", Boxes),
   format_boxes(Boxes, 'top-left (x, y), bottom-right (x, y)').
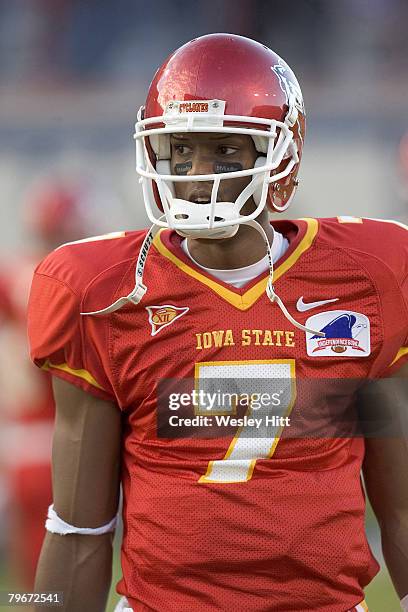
top-left (245, 220), bottom-right (324, 337)
top-left (81, 218), bottom-right (324, 337)
top-left (80, 220), bottom-right (163, 316)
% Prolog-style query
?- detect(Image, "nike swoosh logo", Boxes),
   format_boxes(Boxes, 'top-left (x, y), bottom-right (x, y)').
top-left (296, 296), bottom-right (339, 312)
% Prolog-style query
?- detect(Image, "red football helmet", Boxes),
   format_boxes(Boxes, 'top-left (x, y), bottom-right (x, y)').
top-left (135, 33), bottom-right (305, 238)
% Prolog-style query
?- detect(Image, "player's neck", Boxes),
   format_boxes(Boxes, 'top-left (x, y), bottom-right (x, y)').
top-left (186, 213), bottom-right (273, 270)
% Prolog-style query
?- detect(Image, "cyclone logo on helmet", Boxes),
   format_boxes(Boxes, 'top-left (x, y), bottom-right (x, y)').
top-left (272, 59), bottom-right (305, 114)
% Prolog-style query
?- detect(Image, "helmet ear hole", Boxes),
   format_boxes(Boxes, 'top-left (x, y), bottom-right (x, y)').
top-left (156, 161), bottom-right (175, 198)
top-left (253, 156), bottom-right (267, 206)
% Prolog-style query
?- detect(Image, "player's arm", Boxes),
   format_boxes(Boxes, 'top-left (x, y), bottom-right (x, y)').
top-left (361, 361), bottom-right (408, 603)
top-left (34, 377), bottom-right (121, 612)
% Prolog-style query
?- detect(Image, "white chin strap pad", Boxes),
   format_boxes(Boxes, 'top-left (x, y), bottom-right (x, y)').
top-left (168, 198), bottom-right (239, 232)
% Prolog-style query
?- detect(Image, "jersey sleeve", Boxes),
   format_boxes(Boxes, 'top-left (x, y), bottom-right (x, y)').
top-left (378, 221), bottom-right (408, 376)
top-left (27, 256), bottom-right (116, 403)
top-left (325, 217), bottom-right (408, 376)
top-left (384, 271), bottom-right (408, 375)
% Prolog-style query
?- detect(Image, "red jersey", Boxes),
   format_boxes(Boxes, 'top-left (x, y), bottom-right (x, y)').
top-left (27, 218), bottom-right (408, 612)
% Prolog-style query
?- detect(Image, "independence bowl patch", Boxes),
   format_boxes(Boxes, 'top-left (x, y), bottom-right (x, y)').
top-left (305, 310), bottom-right (370, 357)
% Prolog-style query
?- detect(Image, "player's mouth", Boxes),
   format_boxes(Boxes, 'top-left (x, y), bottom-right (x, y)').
top-left (187, 189), bottom-right (223, 204)
top-left (191, 197), bottom-right (211, 204)
top-left (187, 191), bottom-right (212, 204)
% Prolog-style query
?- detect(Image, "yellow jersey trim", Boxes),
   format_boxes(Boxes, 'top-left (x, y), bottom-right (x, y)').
top-left (389, 346), bottom-right (408, 368)
top-left (153, 218), bottom-right (318, 310)
top-left (41, 359), bottom-right (105, 391)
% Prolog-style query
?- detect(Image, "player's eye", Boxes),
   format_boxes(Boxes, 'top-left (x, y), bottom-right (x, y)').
top-left (173, 144), bottom-right (192, 156)
top-left (218, 145), bottom-right (238, 155)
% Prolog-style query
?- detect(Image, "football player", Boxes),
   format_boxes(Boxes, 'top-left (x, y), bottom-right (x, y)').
top-left (27, 34), bottom-right (408, 612)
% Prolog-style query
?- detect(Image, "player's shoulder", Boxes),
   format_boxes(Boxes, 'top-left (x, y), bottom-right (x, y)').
top-left (316, 215), bottom-right (408, 245)
top-left (315, 216), bottom-right (408, 277)
top-left (34, 229), bottom-right (147, 295)
top-left (318, 216), bottom-right (408, 261)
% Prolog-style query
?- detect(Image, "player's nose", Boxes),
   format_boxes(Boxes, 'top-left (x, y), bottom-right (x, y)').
top-left (189, 152), bottom-right (214, 176)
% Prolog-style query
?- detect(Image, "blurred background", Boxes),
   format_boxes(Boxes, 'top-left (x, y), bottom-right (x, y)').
top-left (0, 0), bottom-right (407, 610)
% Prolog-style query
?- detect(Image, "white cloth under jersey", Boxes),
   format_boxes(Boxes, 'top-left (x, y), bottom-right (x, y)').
top-left (180, 230), bottom-right (288, 288)
top-left (114, 597), bottom-right (133, 612)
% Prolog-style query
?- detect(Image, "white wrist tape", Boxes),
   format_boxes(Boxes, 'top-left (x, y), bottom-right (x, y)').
top-left (401, 594), bottom-right (408, 612)
top-left (45, 504), bottom-right (117, 535)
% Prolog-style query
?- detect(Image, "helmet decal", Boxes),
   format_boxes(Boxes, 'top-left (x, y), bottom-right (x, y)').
top-left (272, 59), bottom-right (304, 114)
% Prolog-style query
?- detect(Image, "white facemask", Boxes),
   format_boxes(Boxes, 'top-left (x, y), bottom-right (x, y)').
top-left (134, 99), bottom-right (300, 239)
